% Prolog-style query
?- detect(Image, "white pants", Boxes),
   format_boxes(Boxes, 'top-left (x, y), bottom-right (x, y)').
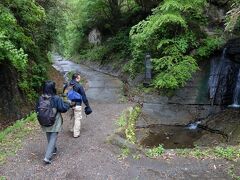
top-left (70, 105), bottom-right (82, 137)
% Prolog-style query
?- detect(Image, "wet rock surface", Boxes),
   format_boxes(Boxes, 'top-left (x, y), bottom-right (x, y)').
top-left (200, 108), bottom-right (240, 145)
top-left (138, 61), bottom-right (221, 128)
top-left (226, 38), bottom-right (240, 63)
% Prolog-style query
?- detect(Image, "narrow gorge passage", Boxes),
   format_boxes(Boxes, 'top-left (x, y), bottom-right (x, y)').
top-left (0, 56), bottom-right (233, 179)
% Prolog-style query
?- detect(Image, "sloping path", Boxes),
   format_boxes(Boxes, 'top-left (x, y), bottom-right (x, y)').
top-left (0, 55), bottom-right (233, 179)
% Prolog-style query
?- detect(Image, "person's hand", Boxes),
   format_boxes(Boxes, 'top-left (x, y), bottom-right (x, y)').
top-left (63, 99), bottom-right (71, 104)
top-left (70, 101), bottom-right (76, 107)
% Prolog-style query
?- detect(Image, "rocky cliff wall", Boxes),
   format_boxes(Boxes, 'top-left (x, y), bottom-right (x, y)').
top-left (0, 63), bottom-right (31, 129)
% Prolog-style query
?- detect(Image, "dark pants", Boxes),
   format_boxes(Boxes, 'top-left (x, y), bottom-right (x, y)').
top-left (45, 132), bottom-right (58, 160)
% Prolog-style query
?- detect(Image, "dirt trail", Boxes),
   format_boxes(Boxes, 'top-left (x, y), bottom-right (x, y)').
top-left (0, 102), bottom-right (134, 179)
top-left (0, 101), bottom-right (232, 180)
top-left (0, 56), bottom-right (234, 179)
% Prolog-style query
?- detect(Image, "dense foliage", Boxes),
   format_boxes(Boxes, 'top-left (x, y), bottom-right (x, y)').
top-left (54, 0), bottom-right (233, 90)
top-left (54, 0), bottom-right (140, 61)
top-left (0, 0), bottom-right (59, 100)
top-left (128, 0), bottom-right (224, 89)
top-left (2, 0), bottom-right (238, 96)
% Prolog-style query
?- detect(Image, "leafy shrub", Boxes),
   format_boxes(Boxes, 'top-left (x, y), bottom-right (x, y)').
top-left (79, 45), bottom-right (109, 61)
top-left (78, 29), bottom-right (131, 62)
top-left (196, 37), bottom-right (225, 58)
top-left (128, 0), bottom-right (224, 89)
top-left (0, 7), bottom-right (29, 72)
top-left (54, 0), bottom-right (139, 61)
top-left (0, 1), bottom-right (60, 101)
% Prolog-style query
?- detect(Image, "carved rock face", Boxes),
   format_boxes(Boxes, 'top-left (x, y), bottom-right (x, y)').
top-left (88, 28), bottom-right (102, 45)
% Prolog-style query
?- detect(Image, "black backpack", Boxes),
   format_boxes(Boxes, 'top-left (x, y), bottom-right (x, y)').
top-left (37, 95), bottom-right (57, 127)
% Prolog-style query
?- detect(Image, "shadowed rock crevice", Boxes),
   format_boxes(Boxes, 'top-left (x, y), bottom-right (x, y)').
top-left (209, 38), bottom-right (240, 106)
top-left (0, 63), bottom-right (31, 129)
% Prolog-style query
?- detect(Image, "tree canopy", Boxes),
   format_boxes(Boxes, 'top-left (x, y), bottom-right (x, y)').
top-left (1, 0), bottom-right (239, 96)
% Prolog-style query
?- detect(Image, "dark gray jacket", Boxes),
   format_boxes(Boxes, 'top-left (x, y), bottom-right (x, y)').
top-left (36, 95), bottom-right (70, 132)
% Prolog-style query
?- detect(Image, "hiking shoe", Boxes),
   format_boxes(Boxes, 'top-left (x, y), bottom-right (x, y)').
top-left (53, 148), bottom-right (57, 155)
top-left (73, 134), bottom-right (80, 138)
top-left (43, 158), bottom-right (52, 164)
top-left (73, 132), bottom-right (80, 138)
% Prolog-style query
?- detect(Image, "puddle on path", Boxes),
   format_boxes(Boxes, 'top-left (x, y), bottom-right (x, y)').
top-left (139, 124), bottom-right (205, 149)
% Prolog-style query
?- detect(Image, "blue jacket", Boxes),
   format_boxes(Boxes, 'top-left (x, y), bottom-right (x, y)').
top-left (36, 95), bottom-right (70, 113)
top-left (63, 80), bottom-right (89, 106)
top-left (52, 95), bottom-right (70, 112)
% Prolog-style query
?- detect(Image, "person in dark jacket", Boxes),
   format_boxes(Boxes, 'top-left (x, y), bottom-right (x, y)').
top-left (63, 72), bottom-right (91, 138)
top-left (36, 80), bottom-right (70, 164)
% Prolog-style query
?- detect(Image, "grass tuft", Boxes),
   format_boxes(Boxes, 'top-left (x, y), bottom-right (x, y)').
top-left (176, 145), bottom-right (240, 161)
top-left (0, 113), bottom-right (38, 164)
top-left (145, 144), bottom-right (165, 158)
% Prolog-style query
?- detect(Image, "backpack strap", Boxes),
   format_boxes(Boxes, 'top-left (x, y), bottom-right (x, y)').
top-left (42, 94), bottom-right (56, 108)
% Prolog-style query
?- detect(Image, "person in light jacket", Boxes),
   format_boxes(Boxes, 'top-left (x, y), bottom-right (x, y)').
top-left (36, 80), bottom-right (70, 164)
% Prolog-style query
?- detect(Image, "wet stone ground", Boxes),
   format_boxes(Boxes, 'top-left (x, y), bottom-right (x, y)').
top-left (0, 54), bottom-right (237, 179)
